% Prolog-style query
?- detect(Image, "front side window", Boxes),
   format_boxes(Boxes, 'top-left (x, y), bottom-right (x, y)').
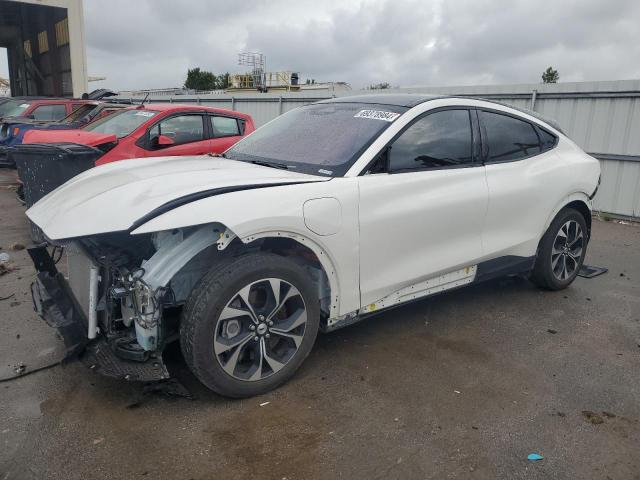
top-left (481, 111), bottom-right (541, 162)
top-left (31, 104), bottom-right (67, 121)
top-left (148, 114), bottom-right (204, 146)
top-left (210, 116), bottom-right (240, 137)
top-left (225, 102), bottom-right (407, 176)
top-left (388, 109), bottom-right (473, 171)
top-left (85, 109), bottom-right (158, 138)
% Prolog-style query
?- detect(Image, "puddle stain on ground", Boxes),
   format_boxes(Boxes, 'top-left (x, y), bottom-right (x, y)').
top-left (203, 400), bottom-right (328, 477)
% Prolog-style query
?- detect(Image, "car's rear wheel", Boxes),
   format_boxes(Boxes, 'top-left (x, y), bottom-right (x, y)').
top-left (180, 253), bottom-right (320, 398)
top-left (531, 207), bottom-right (588, 290)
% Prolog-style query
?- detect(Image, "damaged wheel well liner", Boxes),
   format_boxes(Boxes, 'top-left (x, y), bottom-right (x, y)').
top-left (137, 224), bottom-right (335, 328)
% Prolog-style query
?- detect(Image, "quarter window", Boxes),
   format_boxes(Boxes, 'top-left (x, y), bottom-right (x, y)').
top-left (149, 115), bottom-right (204, 146)
top-left (389, 109), bottom-right (473, 171)
top-left (31, 104), bottom-right (67, 121)
top-left (210, 116), bottom-right (240, 137)
top-left (480, 111), bottom-right (541, 162)
top-left (538, 128), bottom-right (557, 152)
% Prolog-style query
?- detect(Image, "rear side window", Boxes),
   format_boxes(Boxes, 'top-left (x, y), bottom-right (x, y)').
top-left (210, 116), bottom-right (240, 137)
top-left (31, 104), bottom-right (67, 121)
top-left (480, 111), bottom-right (541, 162)
top-left (389, 109), bottom-right (473, 171)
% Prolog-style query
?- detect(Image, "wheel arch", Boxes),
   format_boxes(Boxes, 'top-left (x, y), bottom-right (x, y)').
top-left (139, 223), bottom-right (341, 325)
top-left (543, 193), bottom-right (593, 240)
top-left (238, 230), bottom-right (340, 323)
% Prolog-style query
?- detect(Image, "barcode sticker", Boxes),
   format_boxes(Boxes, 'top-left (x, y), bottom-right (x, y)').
top-left (354, 109), bottom-right (400, 122)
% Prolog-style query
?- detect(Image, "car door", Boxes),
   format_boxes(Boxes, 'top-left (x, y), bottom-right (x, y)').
top-left (357, 108), bottom-right (488, 308)
top-left (478, 109), bottom-right (559, 260)
top-left (208, 115), bottom-right (245, 153)
top-left (146, 113), bottom-right (210, 156)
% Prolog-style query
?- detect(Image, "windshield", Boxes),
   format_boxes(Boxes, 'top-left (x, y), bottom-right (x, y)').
top-left (224, 102), bottom-right (407, 176)
top-left (0, 100), bottom-right (31, 118)
top-left (84, 109), bottom-right (158, 138)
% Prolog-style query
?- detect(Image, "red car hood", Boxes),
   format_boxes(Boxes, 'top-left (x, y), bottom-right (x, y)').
top-left (23, 129), bottom-right (117, 147)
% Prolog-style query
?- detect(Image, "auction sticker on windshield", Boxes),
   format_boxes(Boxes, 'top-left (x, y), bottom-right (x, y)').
top-left (354, 110), bottom-right (400, 122)
top-left (135, 111), bottom-right (156, 117)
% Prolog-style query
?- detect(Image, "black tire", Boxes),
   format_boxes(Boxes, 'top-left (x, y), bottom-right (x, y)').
top-left (180, 252), bottom-right (320, 398)
top-left (531, 207), bottom-right (589, 290)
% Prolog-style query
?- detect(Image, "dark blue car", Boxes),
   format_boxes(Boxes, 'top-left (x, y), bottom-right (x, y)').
top-left (0, 102), bottom-right (128, 166)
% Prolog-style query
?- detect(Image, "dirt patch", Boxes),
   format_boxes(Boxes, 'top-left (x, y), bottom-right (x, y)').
top-left (582, 410), bottom-right (604, 425)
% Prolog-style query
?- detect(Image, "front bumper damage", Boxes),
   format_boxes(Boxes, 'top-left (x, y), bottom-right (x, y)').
top-left (28, 245), bottom-right (170, 382)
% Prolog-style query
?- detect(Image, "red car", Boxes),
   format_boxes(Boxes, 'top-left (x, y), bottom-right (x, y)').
top-left (0, 97), bottom-right (95, 122)
top-left (23, 104), bottom-right (255, 165)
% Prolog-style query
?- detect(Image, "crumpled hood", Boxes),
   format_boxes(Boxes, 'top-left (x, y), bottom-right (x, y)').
top-left (23, 129), bottom-right (117, 147)
top-left (26, 155), bottom-right (328, 240)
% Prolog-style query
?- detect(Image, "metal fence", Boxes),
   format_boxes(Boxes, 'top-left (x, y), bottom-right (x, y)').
top-left (117, 79), bottom-right (640, 218)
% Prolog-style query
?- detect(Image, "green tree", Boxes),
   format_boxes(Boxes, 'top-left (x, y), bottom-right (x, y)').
top-left (217, 72), bottom-right (231, 89)
top-left (541, 67), bottom-right (559, 84)
top-left (184, 67), bottom-right (217, 91)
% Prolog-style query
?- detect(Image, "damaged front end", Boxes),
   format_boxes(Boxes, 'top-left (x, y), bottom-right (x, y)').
top-left (27, 224), bottom-right (228, 382)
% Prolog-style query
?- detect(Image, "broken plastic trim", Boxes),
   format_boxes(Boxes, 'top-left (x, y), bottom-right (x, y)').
top-left (28, 245), bottom-right (89, 359)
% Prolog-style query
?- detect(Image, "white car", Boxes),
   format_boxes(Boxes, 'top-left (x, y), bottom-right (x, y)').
top-left (26, 94), bottom-right (600, 397)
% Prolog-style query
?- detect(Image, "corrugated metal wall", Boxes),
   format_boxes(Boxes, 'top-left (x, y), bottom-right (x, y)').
top-left (117, 79), bottom-right (640, 217)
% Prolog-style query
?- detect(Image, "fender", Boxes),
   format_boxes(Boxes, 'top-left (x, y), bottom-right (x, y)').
top-left (542, 191), bottom-right (592, 235)
top-left (130, 178), bottom-right (361, 316)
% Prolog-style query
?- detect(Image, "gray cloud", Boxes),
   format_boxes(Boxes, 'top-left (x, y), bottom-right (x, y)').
top-left (82, 0), bottom-right (640, 90)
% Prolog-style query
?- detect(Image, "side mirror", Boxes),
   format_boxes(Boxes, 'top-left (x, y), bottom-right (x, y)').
top-left (156, 134), bottom-right (175, 147)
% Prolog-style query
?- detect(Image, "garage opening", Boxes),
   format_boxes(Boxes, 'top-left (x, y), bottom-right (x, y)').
top-left (0, 0), bottom-right (87, 97)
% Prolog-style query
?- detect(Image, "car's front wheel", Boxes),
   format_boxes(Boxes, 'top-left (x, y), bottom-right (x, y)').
top-left (180, 253), bottom-right (320, 398)
top-left (531, 207), bottom-right (588, 290)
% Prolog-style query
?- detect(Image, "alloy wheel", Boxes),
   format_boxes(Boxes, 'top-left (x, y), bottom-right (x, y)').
top-left (213, 278), bottom-right (308, 381)
top-left (551, 220), bottom-right (584, 281)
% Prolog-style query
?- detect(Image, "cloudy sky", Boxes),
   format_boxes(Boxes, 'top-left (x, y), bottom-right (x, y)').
top-left (2, 0), bottom-right (640, 90)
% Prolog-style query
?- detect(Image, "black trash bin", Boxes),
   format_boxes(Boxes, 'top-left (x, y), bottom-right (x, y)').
top-left (13, 142), bottom-right (102, 242)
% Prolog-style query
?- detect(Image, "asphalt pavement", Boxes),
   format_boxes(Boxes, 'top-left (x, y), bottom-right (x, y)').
top-left (1, 169), bottom-right (638, 480)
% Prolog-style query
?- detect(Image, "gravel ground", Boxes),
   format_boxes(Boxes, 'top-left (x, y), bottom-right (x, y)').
top-left (0, 169), bottom-right (639, 480)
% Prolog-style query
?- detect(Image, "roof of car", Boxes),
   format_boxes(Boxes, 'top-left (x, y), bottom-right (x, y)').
top-left (320, 94), bottom-right (564, 133)
top-left (319, 94), bottom-right (445, 108)
top-left (140, 103), bottom-right (252, 118)
top-left (22, 98), bottom-right (96, 105)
